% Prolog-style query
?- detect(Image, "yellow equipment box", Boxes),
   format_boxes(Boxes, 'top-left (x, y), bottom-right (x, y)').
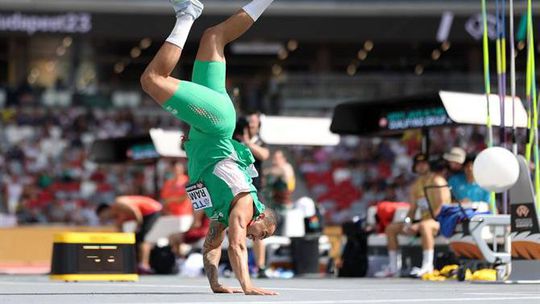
top-left (50, 232), bottom-right (138, 281)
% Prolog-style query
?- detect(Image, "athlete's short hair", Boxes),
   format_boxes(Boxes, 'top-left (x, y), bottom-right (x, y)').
top-left (95, 203), bottom-right (111, 216)
top-left (263, 208), bottom-right (278, 232)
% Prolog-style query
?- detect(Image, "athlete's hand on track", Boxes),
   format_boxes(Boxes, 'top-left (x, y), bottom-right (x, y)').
top-left (243, 286), bottom-right (279, 295)
top-left (211, 285), bottom-right (244, 294)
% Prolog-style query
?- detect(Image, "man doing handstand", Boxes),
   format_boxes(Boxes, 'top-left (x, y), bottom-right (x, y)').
top-left (140, 0), bottom-right (278, 296)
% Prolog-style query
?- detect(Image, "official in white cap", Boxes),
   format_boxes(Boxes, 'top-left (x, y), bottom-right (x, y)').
top-left (443, 147), bottom-right (466, 198)
top-left (443, 147), bottom-right (466, 172)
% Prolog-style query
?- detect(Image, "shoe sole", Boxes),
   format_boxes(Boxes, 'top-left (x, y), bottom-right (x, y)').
top-left (171, 0), bottom-right (204, 17)
top-left (190, 0), bottom-right (204, 11)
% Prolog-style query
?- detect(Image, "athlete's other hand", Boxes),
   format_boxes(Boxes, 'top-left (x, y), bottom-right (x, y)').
top-left (212, 285), bottom-right (244, 294)
top-left (244, 286), bottom-right (279, 295)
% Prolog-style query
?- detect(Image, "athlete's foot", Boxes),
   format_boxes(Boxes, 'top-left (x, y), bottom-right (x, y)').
top-left (170, 0), bottom-right (204, 19)
top-left (137, 265), bottom-right (155, 275)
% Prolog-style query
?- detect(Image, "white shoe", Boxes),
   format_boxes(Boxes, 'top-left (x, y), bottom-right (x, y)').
top-left (170, 0), bottom-right (204, 19)
top-left (409, 266), bottom-right (433, 278)
top-left (374, 266), bottom-right (399, 278)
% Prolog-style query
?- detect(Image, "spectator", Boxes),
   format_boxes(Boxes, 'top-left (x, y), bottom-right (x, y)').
top-left (96, 195), bottom-right (162, 274)
top-left (169, 211), bottom-right (210, 257)
top-left (234, 112), bottom-right (270, 190)
top-left (234, 112), bottom-right (271, 279)
top-left (266, 149), bottom-right (296, 196)
top-left (161, 161), bottom-right (192, 216)
top-left (450, 154), bottom-right (490, 204)
top-left (375, 154), bottom-right (451, 278)
top-left (443, 147), bottom-right (466, 189)
top-left (270, 177), bottom-right (293, 209)
top-left (3, 174), bottom-right (24, 215)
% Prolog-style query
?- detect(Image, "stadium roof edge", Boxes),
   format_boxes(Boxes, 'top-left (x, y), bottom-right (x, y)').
top-left (0, 0), bottom-right (537, 16)
top-left (330, 91), bottom-right (528, 137)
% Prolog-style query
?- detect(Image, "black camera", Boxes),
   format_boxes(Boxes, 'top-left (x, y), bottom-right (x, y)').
top-left (233, 116), bottom-right (249, 141)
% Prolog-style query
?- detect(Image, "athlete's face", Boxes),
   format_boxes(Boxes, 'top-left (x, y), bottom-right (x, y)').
top-left (415, 161), bottom-right (430, 175)
top-left (272, 150), bottom-right (286, 166)
top-left (246, 212), bottom-right (276, 241)
top-left (448, 161), bottom-right (463, 172)
top-left (98, 208), bottom-right (113, 224)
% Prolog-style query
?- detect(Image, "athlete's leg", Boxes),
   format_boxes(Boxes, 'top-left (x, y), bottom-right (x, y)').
top-left (414, 219), bottom-right (439, 275)
top-left (419, 219), bottom-right (439, 250)
top-left (195, 10), bottom-right (255, 63)
top-left (197, 0), bottom-right (274, 62)
top-left (140, 43), bottom-right (183, 103)
top-left (142, 1), bottom-right (235, 135)
top-left (381, 223), bottom-right (419, 276)
top-left (141, 0), bottom-right (203, 104)
top-left (191, 0), bottom-right (274, 93)
top-left (139, 242), bottom-right (152, 270)
top-left (384, 223), bottom-right (403, 274)
top-left (385, 223), bottom-right (403, 251)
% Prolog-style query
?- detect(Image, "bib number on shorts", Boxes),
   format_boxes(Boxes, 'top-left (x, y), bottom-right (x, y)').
top-left (187, 182), bottom-right (213, 211)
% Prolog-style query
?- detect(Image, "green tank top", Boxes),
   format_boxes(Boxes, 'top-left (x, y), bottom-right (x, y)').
top-left (184, 128), bottom-right (256, 183)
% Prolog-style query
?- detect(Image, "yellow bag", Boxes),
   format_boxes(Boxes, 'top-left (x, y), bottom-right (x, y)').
top-left (439, 264), bottom-right (459, 277)
top-left (422, 270), bottom-right (446, 281)
top-left (471, 269), bottom-right (497, 281)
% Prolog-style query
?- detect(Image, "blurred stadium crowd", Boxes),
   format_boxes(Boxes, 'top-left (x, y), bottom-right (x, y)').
top-left (0, 91), bottom-right (183, 225)
top-left (0, 2), bottom-right (504, 229)
top-left (291, 126), bottom-right (488, 223)
top-left (0, 88), bottom-right (489, 227)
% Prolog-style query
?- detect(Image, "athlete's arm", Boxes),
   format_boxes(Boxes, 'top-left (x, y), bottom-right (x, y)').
top-left (228, 194), bottom-right (278, 295)
top-left (406, 188), bottom-right (418, 221)
top-left (203, 220), bottom-right (241, 294)
top-left (403, 182), bottom-right (419, 232)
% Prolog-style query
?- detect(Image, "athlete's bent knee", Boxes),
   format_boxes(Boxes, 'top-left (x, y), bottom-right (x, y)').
top-left (140, 70), bottom-right (160, 95)
top-left (418, 221), bottom-right (431, 235)
top-left (201, 26), bottom-right (226, 47)
top-left (140, 71), bottom-right (152, 93)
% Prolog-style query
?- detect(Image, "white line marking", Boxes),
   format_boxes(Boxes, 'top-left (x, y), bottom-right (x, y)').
top-left (106, 284), bottom-right (410, 292)
top-left (0, 280), bottom-right (533, 294)
top-left (130, 296), bottom-right (540, 304)
top-left (0, 280), bottom-right (433, 293)
top-left (0, 281), bottom-right (425, 292)
top-left (466, 292), bottom-right (540, 296)
top-left (126, 284), bottom-right (346, 292)
top-left (501, 280), bottom-right (540, 284)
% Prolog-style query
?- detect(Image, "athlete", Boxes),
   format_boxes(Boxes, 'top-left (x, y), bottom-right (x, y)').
top-left (376, 155), bottom-right (450, 278)
top-left (140, 0), bottom-right (278, 295)
top-left (96, 195), bottom-right (162, 274)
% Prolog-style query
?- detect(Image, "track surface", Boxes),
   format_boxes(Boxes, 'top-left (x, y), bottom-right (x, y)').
top-left (0, 275), bottom-right (539, 304)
